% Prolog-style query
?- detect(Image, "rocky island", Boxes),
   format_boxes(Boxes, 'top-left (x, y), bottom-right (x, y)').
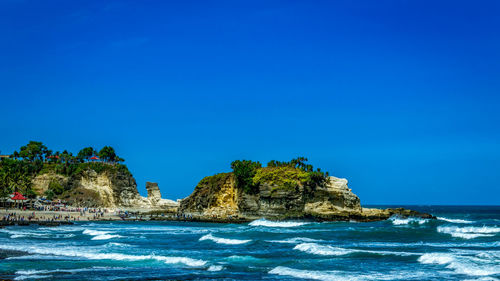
top-left (179, 158), bottom-right (435, 222)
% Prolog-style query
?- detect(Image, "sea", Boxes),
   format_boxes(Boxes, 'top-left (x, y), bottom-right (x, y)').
top-left (0, 206), bottom-right (499, 281)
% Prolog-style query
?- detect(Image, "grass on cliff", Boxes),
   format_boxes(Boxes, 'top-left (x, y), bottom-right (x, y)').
top-left (196, 172), bottom-right (232, 192)
top-left (253, 167), bottom-right (310, 187)
top-left (229, 157), bottom-right (330, 195)
top-left (193, 166), bottom-right (316, 196)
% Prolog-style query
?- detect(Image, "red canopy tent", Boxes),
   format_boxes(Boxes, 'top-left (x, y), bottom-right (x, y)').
top-left (11, 192), bottom-right (26, 201)
top-left (11, 192), bottom-right (27, 208)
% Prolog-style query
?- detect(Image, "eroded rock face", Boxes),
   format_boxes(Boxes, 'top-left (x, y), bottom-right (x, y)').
top-left (31, 173), bottom-right (69, 195)
top-left (145, 182), bottom-right (178, 208)
top-left (179, 173), bottom-right (239, 218)
top-left (146, 182), bottom-right (161, 202)
top-left (32, 170), bottom-right (178, 210)
top-left (304, 176), bottom-right (362, 217)
top-left (179, 173), bottom-right (434, 222)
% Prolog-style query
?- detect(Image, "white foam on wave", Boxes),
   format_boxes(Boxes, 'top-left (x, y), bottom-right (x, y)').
top-left (438, 217), bottom-right (474, 224)
top-left (418, 253), bottom-right (455, 265)
top-left (269, 266), bottom-right (436, 281)
top-left (105, 242), bottom-right (131, 248)
top-left (7, 254), bottom-right (78, 261)
top-left (82, 229), bottom-right (110, 236)
top-left (91, 234), bottom-right (123, 240)
top-left (199, 233), bottom-right (251, 245)
top-left (354, 241), bottom-right (500, 249)
top-left (269, 266), bottom-right (342, 281)
top-left (83, 229), bottom-right (123, 240)
top-left (249, 218), bottom-right (309, 228)
top-left (389, 216), bottom-right (429, 225)
top-left (153, 256), bottom-right (207, 267)
top-left (16, 266), bottom-right (125, 276)
top-left (463, 277), bottom-right (500, 281)
top-left (267, 237), bottom-right (323, 244)
top-left (0, 244), bottom-right (206, 267)
top-left (448, 262), bottom-right (500, 277)
top-left (1, 228), bottom-right (76, 239)
top-left (225, 255), bottom-right (265, 263)
top-left (294, 243), bottom-right (354, 256)
top-left (437, 226), bottom-right (499, 239)
top-left (268, 266), bottom-right (366, 281)
top-left (418, 253), bottom-right (500, 277)
top-left (207, 265), bottom-right (224, 271)
top-left (14, 274), bottom-right (52, 280)
top-left (294, 243), bottom-right (416, 257)
top-left (476, 251), bottom-right (500, 261)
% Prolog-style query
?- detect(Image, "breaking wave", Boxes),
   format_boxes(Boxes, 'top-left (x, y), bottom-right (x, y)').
top-left (207, 265), bottom-right (224, 271)
top-left (91, 234), bottom-right (123, 240)
top-left (294, 243), bottom-right (354, 256)
top-left (82, 229), bottom-right (109, 236)
top-left (16, 266), bottom-right (126, 275)
top-left (294, 243), bottom-right (417, 257)
top-left (82, 229), bottom-right (122, 240)
top-left (249, 219), bottom-right (310, 228)
top-left (389, 216), bottom-right (429, 225)
top-left (418, 253), bottom-right (455, 264)
top-left (418, 253), bottom-right (500, 277)
top-left (199, 234), bottom-right (251, 245)
top-left (269, 266), bottom-right (341, 281)
top-left (437, 226), bottom-right (499, 239)
top-left (267, 237), bottom-right (324, 244)
top-left (438, 217), bottom-right (474, 224)
top-left (0, 244), bottom-right (206, 267)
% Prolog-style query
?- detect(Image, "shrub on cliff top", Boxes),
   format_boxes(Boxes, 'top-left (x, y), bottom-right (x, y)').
top-left (267, 157), bottom-right (330, 187)
top-left (231, 160), bottom-right (262, 194)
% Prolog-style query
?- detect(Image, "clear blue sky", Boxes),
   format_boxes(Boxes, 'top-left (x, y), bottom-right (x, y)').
top-left (1, 0), bottom-right (499, 205)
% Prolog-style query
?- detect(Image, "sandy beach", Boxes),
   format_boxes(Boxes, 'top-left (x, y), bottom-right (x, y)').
top-left (0, 208), bottom-right (123, 222)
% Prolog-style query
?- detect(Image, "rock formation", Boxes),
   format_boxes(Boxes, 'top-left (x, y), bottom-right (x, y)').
top-left (32, 169), bottom-right (178, 210)
top-left (179, 168), bottom-right (434, 222)
top-left (146, 182), bottom-right (178, 208)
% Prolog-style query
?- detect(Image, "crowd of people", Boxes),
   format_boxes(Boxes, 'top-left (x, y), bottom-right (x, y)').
top-left (1, 204), bottom-right (120, 223)
top-left (2, 211), bottom-right (76, 222)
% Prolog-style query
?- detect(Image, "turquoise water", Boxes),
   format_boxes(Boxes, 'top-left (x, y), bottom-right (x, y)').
top-left (0, 206), bottom-right (499, 280)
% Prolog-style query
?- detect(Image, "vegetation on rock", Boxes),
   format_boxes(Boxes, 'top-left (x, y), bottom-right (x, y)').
top-left (0, 141), bottom-right (129, 199)
top-left (230, 160), bottom-right (262, 194)
top-left (230, 157), bottom-right (330, 194)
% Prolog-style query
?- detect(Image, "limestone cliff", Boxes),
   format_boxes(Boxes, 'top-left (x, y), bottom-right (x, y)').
top-left (179, 169), bottom-right (434, 222)
top-left (32, 168), bottom-right (178, 209)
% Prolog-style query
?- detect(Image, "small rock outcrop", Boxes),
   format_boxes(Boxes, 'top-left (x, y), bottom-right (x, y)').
top-left (146, 182), bottom-right (162, 202)
top-left (145, 182), bottom-right (178, 208)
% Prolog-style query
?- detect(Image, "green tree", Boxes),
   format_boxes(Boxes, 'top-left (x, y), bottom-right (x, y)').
top-left (0, 169), bottom-right (11, 199)
top-left (11, 151), bottom-right (20, 160)
top-left (44, 189), bottom-right (55, 200)
top-left (99, 146), bottom-right (117, 163)
top-left (18, 141), bottom-right (49, 162)
top-left (48, 180), bottom-right (64, 195)
top-left (231, 160), bottom-right (262, 194)
top-left (77, 147), bottom-right (96, 163)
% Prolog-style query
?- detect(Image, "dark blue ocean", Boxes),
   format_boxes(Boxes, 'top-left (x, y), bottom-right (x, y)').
top-left (1, 206), bottom-right (499, 281)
